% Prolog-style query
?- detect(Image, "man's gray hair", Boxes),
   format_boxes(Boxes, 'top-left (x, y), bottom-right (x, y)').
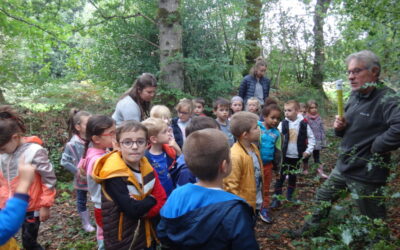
top-left (346, 50), bottom-right (381, 77)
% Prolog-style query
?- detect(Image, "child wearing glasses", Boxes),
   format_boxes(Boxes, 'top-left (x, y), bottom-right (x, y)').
top-left (171, 98), bottom-right (193, 149)
top-left (78, 115), bottom-right (115, 249)
top-left (92, 120), bottom-right (166, 249)
top-left (142, 118), bottom-right (177, 196)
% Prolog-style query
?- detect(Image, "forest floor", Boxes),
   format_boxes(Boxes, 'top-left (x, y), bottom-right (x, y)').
top-left (17, 118), bottom-right (400, 249)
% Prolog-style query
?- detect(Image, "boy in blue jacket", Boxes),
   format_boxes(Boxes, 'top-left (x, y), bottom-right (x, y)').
top-left (170, 116), bottom-right (220, 187)
top-left (157, 128), bottom-right (259, 249)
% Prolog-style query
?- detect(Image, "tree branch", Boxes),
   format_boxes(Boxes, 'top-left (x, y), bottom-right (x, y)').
top-left (73, 13), bottom-right (142, 32)
top-left (0, 7), bottom-right (72, 47)
top-left (127, 33), bottom-right (159, 49)
top-left (84, 0), bottom-right (156, 30)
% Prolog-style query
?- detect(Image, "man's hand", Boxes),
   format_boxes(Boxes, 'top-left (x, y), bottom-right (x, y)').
top-left (334, 115), bottom-right (347, 131)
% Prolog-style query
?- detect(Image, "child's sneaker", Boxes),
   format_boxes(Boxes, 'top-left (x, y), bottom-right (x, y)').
top-left (259, 208), bottom-right (272, 223)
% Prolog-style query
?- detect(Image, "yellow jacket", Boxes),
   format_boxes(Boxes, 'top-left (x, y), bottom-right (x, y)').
top-left (223, 141), bottom-right (263, 210)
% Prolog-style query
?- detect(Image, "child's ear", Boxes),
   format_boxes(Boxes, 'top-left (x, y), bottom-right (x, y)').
top-left (74, 124), bottom-right (81, 132)
top-left (149, 135), bottom-right (158, 144)
top-left (220, 159), bottom-right (232, 177)
top-left (92, 135), bottom-right (101, 144)
top-left (11, 133), bottom-right (21, 142)
top-left (112, 140), bottom-right (120, 150)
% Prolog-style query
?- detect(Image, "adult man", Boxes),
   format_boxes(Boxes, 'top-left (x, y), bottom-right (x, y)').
top-left (298, 50), bottom-right (400, 235)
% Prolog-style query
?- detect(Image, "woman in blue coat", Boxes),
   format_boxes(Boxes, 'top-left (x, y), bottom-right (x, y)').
top-left (239, 57), bottom-right (271, 105)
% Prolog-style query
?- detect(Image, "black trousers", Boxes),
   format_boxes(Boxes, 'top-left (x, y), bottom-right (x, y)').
top-left (22, 212), bottom-right (43, 250)
top-left (274, 157), bottom-right (301, 193)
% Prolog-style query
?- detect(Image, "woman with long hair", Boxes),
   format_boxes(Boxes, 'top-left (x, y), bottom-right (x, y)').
top-left (112, 73), bottom-right (157, 124)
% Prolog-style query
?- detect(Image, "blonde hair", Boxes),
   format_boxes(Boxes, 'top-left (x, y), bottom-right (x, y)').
top-left (246, 97), bottom-right (261, 112)
top-left (175, 98), bottom-right (193, 113)
top-left (141, 118), bottom-right (168, 137)
top-left (249, 57), bottom-right (267, 77)
top-left (284, 100), bottom-right (300, 110)
top-left (150, 105), bottom-right (171, 120)
top-left (230, 111), bottom-right (259, 138)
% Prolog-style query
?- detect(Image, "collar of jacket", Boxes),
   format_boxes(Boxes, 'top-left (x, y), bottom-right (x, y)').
top-left (237, 140), bottom-right (257, 155)
top-left (353, 81), bottom-right (384, 99)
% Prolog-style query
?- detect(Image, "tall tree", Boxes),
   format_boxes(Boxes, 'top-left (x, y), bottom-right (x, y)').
top-left (243, 0), bottom-right (262, 76)
top-left (158, 0), bottom-right (184, 90)
top-left (310, 0), bottom-right (331, 91)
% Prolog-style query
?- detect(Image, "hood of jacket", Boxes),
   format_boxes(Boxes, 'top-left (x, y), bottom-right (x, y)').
top-left (157, 184), bottom-right (249, 246)
top-left (285, 114), bottom-right (304, 126)
top-left (92, 150), bottom-right (152, 183)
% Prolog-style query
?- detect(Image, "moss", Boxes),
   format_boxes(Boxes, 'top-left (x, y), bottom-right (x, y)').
top-left (157, 8), bottom-right (181, 26)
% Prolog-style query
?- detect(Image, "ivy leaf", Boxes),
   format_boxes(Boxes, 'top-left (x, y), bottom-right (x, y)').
top-left (341, 229), bottom-right (353, 245)
top-left (350, 192), bottom-right (359, 199)
top-left (391, 192), bottom-right (400, 198)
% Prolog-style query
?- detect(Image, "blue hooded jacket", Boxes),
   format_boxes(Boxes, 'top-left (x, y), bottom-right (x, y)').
top-left (157, 184), bottom-right (259, 249)
top-left (0, 194), bottom-right (29, 245)
top-left (258, 121), bottom-right (280, 164)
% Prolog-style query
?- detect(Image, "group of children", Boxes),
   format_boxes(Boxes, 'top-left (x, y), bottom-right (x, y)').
top-left (0, 94), bottom-right (327, 249)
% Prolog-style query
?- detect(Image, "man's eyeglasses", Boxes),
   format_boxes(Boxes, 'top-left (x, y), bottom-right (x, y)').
top-left (347, 67), bottom-right (368, 76)
top-left (120, 139), bottom-right (147, 148)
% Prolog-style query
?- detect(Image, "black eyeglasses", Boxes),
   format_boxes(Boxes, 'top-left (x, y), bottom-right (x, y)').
top-left (347, 67), bottom-right (368, 76)
top-left (120, 139), bottom-right (147, 148)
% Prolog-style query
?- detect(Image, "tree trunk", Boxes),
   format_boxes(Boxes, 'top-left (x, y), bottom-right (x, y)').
top-left (310, 0), bottom-right (331, 92)
top-left (158, 0), bottom-right (184, 90)
top-left (0, 89), bottom-right (5, 104)
top-left (243, 0), bottom-right (262, 76)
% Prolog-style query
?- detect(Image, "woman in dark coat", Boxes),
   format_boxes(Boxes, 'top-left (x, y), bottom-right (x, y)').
top-left (239, 57), bottom-right (271, 105)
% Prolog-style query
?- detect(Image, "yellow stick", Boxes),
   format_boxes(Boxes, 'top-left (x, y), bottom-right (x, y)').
top-left (336, 80), bottom-right (344, 117)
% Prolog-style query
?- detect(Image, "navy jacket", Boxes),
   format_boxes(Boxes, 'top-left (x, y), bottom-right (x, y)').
top-left (145, 150), bottom-right (175, 196)
top-left (157, 184), bottom-right (259, 250)
top-left (239, 74), bottom-right (271, 104)
top-left (169, 155), bottom-right (196, 187)
top-left (171, 117), bottom-right (184, 149)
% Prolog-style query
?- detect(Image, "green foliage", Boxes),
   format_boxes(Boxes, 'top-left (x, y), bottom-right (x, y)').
top-left (154, 83), bottom-right (193, 110)
top-left (272, 84), bottom-right (334, 117)
top-left (62, 240), bottom-right (97, 250)
top-left (3, 79), bottom-right (117, 112)
top-left (328, 0), bottom-right (400, 90)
